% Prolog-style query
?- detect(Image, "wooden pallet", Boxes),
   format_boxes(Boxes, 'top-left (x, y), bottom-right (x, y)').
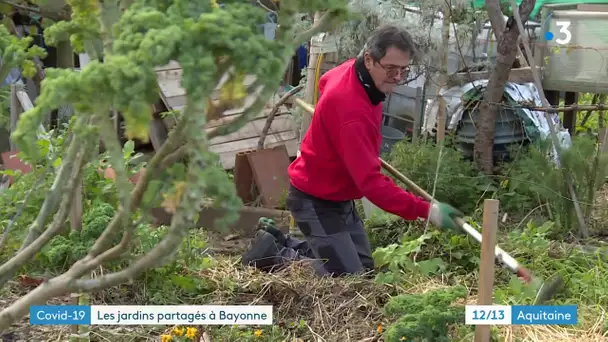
top-left (155, 62), bottom-right (298, 169)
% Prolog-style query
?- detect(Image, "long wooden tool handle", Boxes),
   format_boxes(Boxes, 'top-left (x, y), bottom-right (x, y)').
top-left (292, 96), bottom-right (533, 283)
top-left (380, 153), bottom-right (531, 282)
top-left (379, 159), bottom-right (432, 200)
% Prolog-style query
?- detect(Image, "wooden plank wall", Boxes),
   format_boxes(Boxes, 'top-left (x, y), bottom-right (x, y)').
top-left (155, 62), bottom-right (298, 169)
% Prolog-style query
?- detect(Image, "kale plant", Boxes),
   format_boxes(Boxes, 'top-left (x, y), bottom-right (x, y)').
top-left (0, 0), bottom-right (352, 329)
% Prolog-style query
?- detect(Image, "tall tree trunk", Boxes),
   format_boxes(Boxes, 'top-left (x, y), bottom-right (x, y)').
top-left (474, 0), bottom-right (536, 174)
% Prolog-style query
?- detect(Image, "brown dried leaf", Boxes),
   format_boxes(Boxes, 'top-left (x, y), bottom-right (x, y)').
top-left (160, 181), bottom-right (186, 214)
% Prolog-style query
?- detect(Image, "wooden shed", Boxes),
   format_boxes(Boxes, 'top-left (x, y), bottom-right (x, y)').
top-left (153, 62), bottom-right (299, 170)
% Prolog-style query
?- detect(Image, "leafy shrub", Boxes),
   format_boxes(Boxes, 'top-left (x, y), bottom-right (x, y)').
top-left (35, 201), bottom-right (120, 272)
top-left (370, 138), bottom-right (492, 248)
top-left (372, 227), bottom-right (481, 286)
top-left (0, 169), bottom-right (56, 261)
top-left (385, 138), bottom-right (490, 214)
top-left (363, 209), bottom-right (412, 249)
top-left (383, 286), bottom-right (468, 342)
top-left (0, 129), bottom-right (215, 304)
top-left (0, 127), bottom-right (117, 262)
top-left (138, 227), bottom-right (215, 304)
top-left (498, 135), bottom-right (608, 235)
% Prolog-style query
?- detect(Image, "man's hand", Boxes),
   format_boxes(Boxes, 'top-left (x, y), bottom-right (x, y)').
top-left (428, 202), bottom-right (463, 230)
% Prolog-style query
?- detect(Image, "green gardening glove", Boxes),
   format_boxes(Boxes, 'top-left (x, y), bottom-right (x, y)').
top-left (427, 201), bottom-right (464, 230)
top-left (258, 217), bottom-right (276, 230)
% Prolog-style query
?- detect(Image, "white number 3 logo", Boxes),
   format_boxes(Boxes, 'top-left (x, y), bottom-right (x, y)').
top-left (555, 21), bottom-right (572, 45)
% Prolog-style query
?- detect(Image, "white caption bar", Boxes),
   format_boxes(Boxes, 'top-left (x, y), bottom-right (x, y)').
top-left (90, 305), bottom-right (273, 325)
top-left (465, 305), bottom-right (512, 325)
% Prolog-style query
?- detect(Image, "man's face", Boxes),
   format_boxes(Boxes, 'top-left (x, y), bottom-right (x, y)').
top-left (364, 47), bottom-right (411, 94)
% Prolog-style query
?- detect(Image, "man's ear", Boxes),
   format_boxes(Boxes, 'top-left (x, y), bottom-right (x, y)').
top-left (363, 51), bottom-right (373, 69)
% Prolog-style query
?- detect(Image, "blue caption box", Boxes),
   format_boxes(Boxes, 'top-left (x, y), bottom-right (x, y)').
top-left (30, 305), bottom-right (91, 325)
top-left (512, 305), bottom-right (578, 325)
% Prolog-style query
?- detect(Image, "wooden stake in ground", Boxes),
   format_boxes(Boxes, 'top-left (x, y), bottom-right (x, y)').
top-left (475, 199), bottom-right (499, 342)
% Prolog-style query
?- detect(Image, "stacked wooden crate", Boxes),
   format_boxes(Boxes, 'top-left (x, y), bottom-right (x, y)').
top-left (154, 62), bottom-right (298, 169)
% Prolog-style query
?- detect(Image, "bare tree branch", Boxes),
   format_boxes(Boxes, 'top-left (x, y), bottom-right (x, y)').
top-left (257, 84), bottom-right (303, 150)
top-left (98, 111), bottom-right (132, 228)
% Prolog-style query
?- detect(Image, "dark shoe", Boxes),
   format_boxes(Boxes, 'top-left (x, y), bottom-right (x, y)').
top-left (241, 230), bottom-right (282, 270)
top-left (257, 217), bottom-right (287, 246)
top-left (264, 225), bottom-right (287, 246)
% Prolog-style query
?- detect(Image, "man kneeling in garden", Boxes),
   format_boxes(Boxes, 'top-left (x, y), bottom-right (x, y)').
top-left (283, 25), bottom-right (462, 276)
top-left (241, 26), bottom-right (463, 276)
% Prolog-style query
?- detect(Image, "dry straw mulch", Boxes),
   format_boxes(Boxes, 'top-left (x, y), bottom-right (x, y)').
top-left (1, 256), bottom-right (606, 341)
top-left (500, 311), bottom-right (607, 342)
top-left (197, 258), bottom-right (392, 341)
top-left (197, 259), bottom-right (608, 342)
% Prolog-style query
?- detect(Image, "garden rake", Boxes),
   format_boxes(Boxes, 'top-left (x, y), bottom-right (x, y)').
top-left (379, 159), bottom-right (564, 304)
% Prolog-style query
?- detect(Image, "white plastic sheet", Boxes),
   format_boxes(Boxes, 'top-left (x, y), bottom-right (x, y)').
top-left (422, 81), bottom-right (571, 165)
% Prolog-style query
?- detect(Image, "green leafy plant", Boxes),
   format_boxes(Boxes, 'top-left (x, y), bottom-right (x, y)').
top-left (137, 226), bottom-right (216, 305)
top-left (363, 209), bottom-right (410, 249)
top-left (36, 201), bottom-right (119, 271)
top-left (374, 231), bottom-right (447, 281)
top-left (372, 225), bottom-right (482, 286)
top-left (383, 286), bottom-right (468, 342)
top-left (386, 138), bottom-right (491, 214)
top-left (496, 220), bottom-right (608, 308)
top-left (498, 135), bottom-right (608, 234)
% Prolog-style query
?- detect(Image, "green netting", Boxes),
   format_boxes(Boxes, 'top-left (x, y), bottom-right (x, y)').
top-left (471, 0), bottom-right (608, 18)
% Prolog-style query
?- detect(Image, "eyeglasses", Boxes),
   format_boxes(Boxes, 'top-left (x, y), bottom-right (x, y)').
top-left (374, 60), bottom-right (411, 78)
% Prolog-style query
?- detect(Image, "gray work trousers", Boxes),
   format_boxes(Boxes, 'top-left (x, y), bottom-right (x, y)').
top-left (286, 184), bottom-right (375, 276)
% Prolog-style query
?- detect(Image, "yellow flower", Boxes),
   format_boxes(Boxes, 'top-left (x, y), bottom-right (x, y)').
top-left (161, 335), bottom-right (172, 342)
top-left (186, 327), bottom-right (198, 339)
top-left (254, 329), bottom-right (263, 337)
top-left (173, 327), bottom-right (184, 336)
top-left (400, 337), bottom-right (407, 341)
top-left (377, 323), bottom-right (383, 334)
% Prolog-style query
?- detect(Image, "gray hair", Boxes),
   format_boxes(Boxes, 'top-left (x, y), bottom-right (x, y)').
top-left (358, 25), bottom-right (417, 61)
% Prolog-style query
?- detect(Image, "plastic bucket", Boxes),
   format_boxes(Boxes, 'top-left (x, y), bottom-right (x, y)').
top-left (381, 125), bottom-right (406, 155)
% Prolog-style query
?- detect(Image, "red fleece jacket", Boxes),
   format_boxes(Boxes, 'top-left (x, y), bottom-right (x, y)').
top-left (287, 59), bottom-right (431, 220)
